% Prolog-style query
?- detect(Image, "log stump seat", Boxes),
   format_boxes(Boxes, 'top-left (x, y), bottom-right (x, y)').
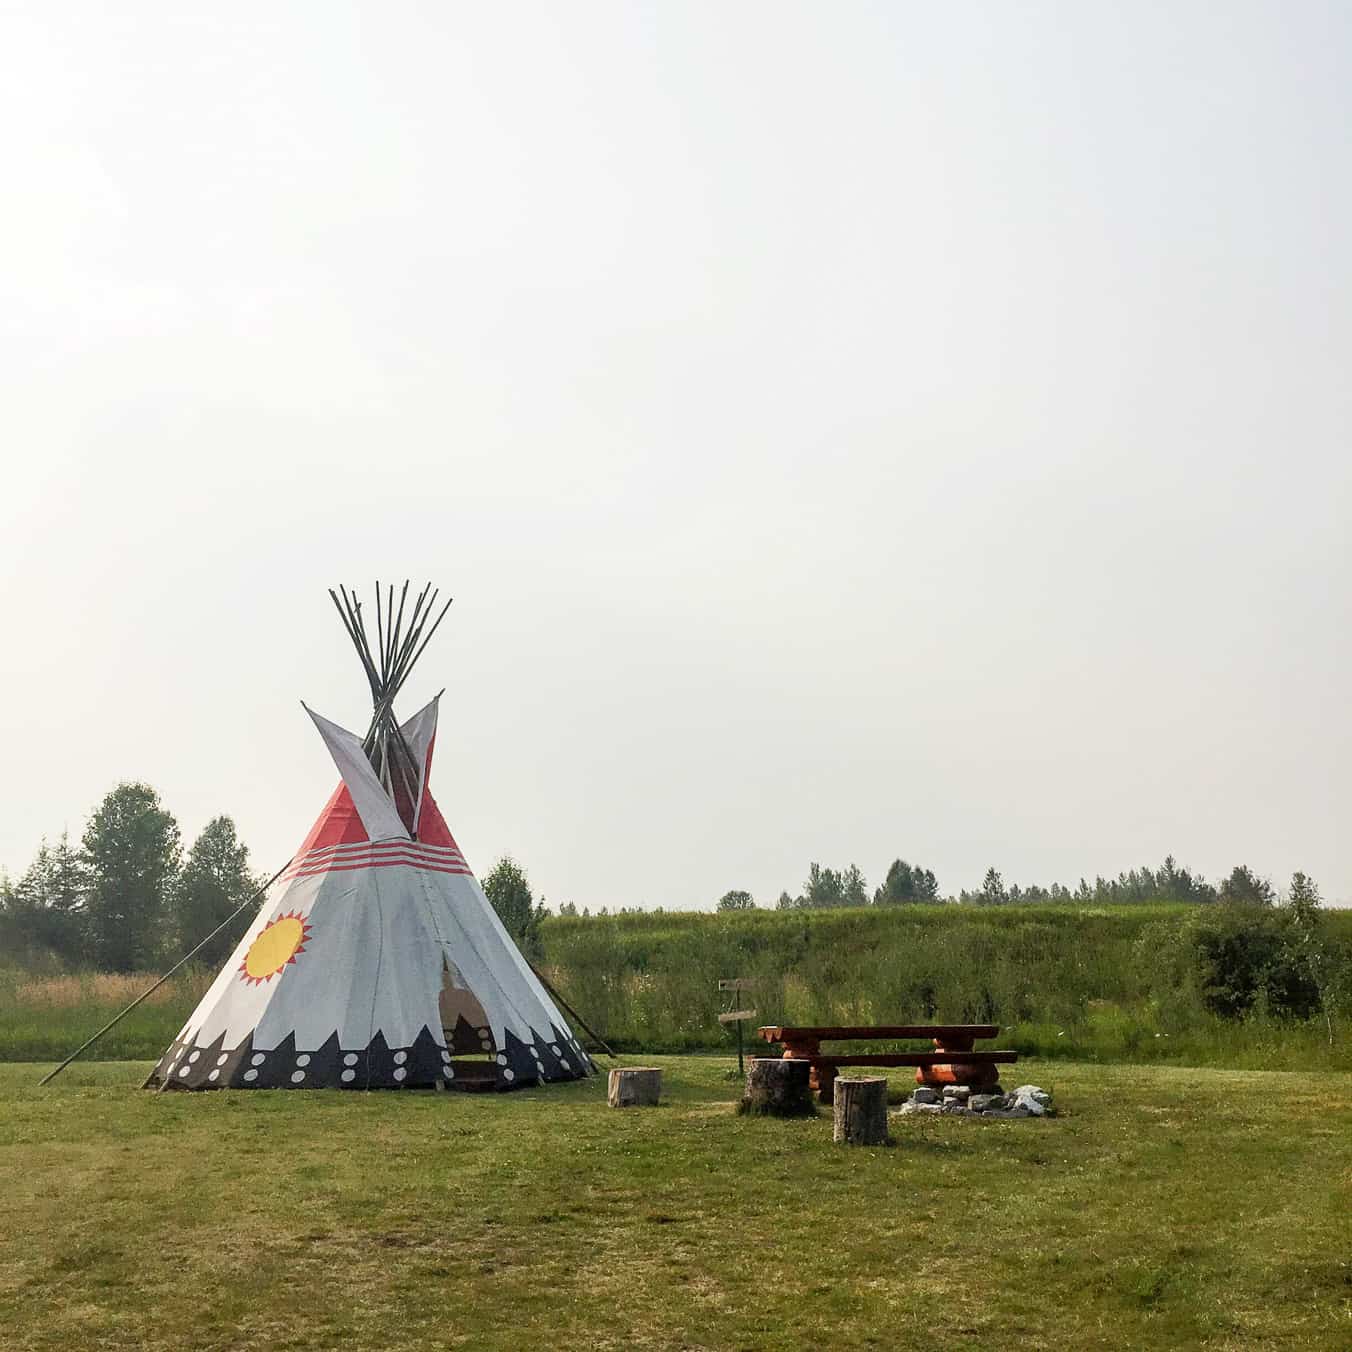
top-left (608, 1067), bottom-right (662, 1107)
top-left (757, 1024), bottom-right (1018, 1104)
top-left (738, 1056), bottom-right (816, 1117)
top-left (833, 1076), bottom-right (891, 1146)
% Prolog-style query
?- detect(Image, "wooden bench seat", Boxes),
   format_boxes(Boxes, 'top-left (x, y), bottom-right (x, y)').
top-left (809, 1051), bottom-right (1019, 1068)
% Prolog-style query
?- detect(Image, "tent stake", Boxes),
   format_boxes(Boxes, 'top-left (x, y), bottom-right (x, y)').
top-left (39, 859), bottom-right (293, 1087)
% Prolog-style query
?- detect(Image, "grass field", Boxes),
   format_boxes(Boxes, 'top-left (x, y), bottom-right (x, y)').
top-left (2, 1057), bottom-right (1349, 1351)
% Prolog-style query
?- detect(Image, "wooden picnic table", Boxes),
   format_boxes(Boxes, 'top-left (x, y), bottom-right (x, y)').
top-left (757, 1023), bottom-right (1017, 1104)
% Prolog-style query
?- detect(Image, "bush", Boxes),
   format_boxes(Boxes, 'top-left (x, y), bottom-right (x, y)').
top-left (1152, 905), bottom-right (1321, 1021)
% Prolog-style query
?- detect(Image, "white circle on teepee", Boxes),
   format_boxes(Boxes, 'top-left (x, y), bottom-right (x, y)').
top-left (559, 1059), bottom-right (570, 1070)
top-left (341, 1068), bottom-right (356, 1083)
top-left (440, 1049), bottom-right (452, 1063)
top-left (550, 1044), bottom-right (561, 1055)
top-left (290, 1070), bottom-right (305, 1084)
top-left (443, 1065), bottom-right (455, 1079)
top-left (296, 1054), bottom-right (311, 1068)
top-left (502, 1068), bottom-right (514, 1081)
top-left (188, 1050), bottom-right (200, 1063)
top-left (243, 1069), bottom-right (258, 1082)
top-left (208, 1070), bottom-right (220, 1082)
top-left (393, 1050), bottom-right (408, 1065)
top-left (495, 1054), bottom-right (507, 1066)
top-left (343, 1053), bottom-right (359, 1066)
top-left (250, 1052), bottom-right (265, 1066)
top-left (178, 1065), bottom-right (191, 1078)
top-left (216, 1053), bottom-right (229, 1066)
top-left (393, 1067), bottom-right (407, 1082)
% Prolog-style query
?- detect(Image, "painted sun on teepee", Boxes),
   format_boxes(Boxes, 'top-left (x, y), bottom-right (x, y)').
top-left (147, 583), bottom-right (594, 1092)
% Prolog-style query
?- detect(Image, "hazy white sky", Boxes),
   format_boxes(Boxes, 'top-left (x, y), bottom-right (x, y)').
top-left (2, 3), bottom-right (1349, 908)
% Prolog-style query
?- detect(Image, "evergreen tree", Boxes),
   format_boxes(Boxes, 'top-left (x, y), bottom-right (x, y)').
top-left (172, 816), bottom-right (258, 966)
top-left (874, 859), bottom-right (941, 905)
top-left (82, 783), bottom-right (181, 971)
top-left (4, 833), bottom-right (87, 963)
top-left (841, 864), bottom-right (869, 907)
top-left (1219, 864), bottom-right (1275, 907)
top-left (979, 867), bottom-right (1008, 906)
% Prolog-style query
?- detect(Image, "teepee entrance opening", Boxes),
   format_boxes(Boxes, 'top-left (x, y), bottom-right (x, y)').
top-left (438, 957), bottom-right (510, 1090)
top-left (439, 956), bottom-right (492, 1050)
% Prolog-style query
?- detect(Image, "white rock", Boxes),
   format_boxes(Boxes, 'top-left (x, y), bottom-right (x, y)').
top-left (911, 1086), bottom-right (942, 1105)
top-left (1011, 1085), bottom-right (1051, 1115)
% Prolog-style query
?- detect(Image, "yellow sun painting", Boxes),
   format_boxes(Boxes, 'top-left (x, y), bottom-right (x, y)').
top-left (239, 911), bottom-right (312, 985)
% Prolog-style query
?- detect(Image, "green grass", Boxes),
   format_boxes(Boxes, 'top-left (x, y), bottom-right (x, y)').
top-left (2, 1057), bottom-right (1349, 1350)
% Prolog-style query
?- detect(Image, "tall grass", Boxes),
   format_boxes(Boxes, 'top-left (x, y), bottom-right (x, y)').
top-left (0, 966), bottom-right (211, 1063)
top-left (5, 904), bottom-right (1349, 1070)
top-left (538, 903), bottom-right (1352, 1072)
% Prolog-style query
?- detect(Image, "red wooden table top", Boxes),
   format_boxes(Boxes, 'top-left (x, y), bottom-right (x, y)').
top-left (757, 1024), bottom-right (999, 1043)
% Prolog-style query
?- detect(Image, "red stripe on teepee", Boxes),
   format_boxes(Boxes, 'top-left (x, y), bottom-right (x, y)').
top-left (294, 782), bottom-right (371, 854)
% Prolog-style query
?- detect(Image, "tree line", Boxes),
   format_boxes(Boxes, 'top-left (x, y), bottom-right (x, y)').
top-left (0, 786), bottom-right (554, 978)
top-left (716, 856), bottom-right (1318, 911)
top-left (0, 783), bottom-right (259, 972)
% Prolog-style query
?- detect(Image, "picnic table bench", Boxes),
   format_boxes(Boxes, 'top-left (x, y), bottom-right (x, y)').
top-left (757, 1024), bottom-right (1018, 1104)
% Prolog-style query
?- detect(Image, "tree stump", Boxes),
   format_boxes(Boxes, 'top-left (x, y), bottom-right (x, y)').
top-left (832, 1076), bottom-right (891, 1146)
top-left (608, 1067), bottom-right (661, 1107)
top-left (738, 1057), bottom-right (816, 1117)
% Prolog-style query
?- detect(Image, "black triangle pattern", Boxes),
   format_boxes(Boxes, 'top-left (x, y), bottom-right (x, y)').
top-left (146, 1022), bottom-right (596, 1091)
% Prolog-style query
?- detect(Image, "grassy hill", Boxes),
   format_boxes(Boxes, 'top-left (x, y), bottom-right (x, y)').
top-left (542, 902), bottom-right (1352, 1071)
top-left (4, 903), bottom-right (1350, 1071)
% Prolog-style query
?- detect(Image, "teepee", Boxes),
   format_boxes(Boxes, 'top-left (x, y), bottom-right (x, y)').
top-left (147, 583), bottom-right (593, 1092)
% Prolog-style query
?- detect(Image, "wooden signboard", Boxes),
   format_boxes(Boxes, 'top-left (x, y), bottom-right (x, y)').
top-left (717, 980), bottom-right (758, 1073)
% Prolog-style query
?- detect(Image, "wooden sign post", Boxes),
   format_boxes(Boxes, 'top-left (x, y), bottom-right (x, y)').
top-left (717, 979), bottom-right (757, 1075)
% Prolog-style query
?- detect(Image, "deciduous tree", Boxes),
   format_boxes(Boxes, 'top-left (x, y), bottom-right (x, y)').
top-left (483, 856), bottom-right (547, 959)
top-left (82, 783), bottom-right (181, 971)
top-left (717, 889), bottom-right (755, 912)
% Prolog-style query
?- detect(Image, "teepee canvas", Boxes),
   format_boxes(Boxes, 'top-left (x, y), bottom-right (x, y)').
top-left (147, 584), bottom-right (593, 1092)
